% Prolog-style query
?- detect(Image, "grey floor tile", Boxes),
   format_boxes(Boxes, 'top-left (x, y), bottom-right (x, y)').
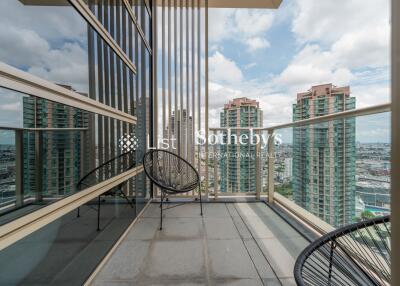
top-left (157, 217), bottom-right (205, 240)
top-left (212, 278), bottom-right (263, 286)
top-left (95, 240), bottom-right (150, 281)
top-left (230, 216), bottom-right (253, 239)
top-left (142, 203), bottom-right (203, 218)
top-left (203, 203), bottom-right (230, 217)
top-left (164, 203), bottom-right (204, 218)
top-left (92, 280), bottom-right (135, 286)
top-left (204, 217), bottom-right (240, 240)
top-left (225, 204), bottom-right (241, 217)
top-left (242, 239), bottom-right (277, 279)
top-left (240, 217), bottom-right (275, 239)
top-left (241, 215), bottom-right (303, 239)
top-left (280, 277), bottom-right (297, 286)
top-left (262, 278), bottom-right (283, 286)
top-left (146, 239), bottom-right (205, 278)
top-left (125, 218), bottom-right (159, 240)
top-left (234, 203), bottom-right (276, 218)
top-left (93, 203), bottom-right (309, 286)
top-left (207, 239), bottom-right (258, 279)
top-left (141, 203), bottom-right (162, 218)
top-left (256, 237), bottom-right (306, 279)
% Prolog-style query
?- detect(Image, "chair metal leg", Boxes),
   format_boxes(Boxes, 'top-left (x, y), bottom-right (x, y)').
top-left (118, 188), bottom-right (134, 208)
top-left (97, 196), bottom-right (101, 231)
top-left (199, 186), bottom-right (203, 216)
top-left (77, 207), bottom-right (80, 218)
top-left (160, 191), bottom-right (164, 230)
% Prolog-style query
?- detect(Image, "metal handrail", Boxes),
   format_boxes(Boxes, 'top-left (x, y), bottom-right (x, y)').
top-left (210, 102), bottom-right (391, 132)
top-left (208, 102), bottom-right (392, 225)
top-left (294, 216), bottom-right (391, 286)
top-left (0, 126), bottom-right (88, 131)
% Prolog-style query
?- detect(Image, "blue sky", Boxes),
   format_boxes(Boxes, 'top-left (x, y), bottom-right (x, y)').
top-left (208, 0), bottom-right (391, 142)
top-left (0, 0), bottom-right (392, 144)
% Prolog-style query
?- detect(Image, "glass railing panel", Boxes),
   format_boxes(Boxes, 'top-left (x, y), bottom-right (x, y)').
top-left (0, 129), bottom-right (17, 209)
top-left (209, 129), bottom-right (263, 197)
top-left (0, 88), bottom-right (140, 225)
top-left (273, 111), bottom-right (391, 228)
top-left (0, 180), bottom-right (140, 285)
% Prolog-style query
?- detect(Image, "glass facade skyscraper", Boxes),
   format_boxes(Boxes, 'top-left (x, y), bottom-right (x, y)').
top-left (292, 84), bottom-right (356, 226)
top-left (22, 90), bottom-right (90, 198)
top-left (219, 97), bottom-right (263, 193)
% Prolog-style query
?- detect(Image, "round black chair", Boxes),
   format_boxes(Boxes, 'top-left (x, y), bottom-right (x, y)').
top-left (76, 152), bottom-right (136, 230)
top-left (294, 215), bottom-right (391, 286)
top-left (143, 149), bottom-right (203, 230)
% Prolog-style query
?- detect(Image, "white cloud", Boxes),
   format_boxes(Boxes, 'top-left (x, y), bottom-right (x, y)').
top-left (209, 52), bottom-right (243, 84)
top-left (274, 0), bottom-right (390, 98)
top-left (331, 26), bottom-right (390, 69)
top-left (0, 2), bottom-right (89, 93)
top-left (351, 84), bottom-right (390, 108)
top-left (292, 0), bottom-right (390, 45)
top-left (209, 8), bottom-right (274, 52)
top-left (0, 101), bottom-right (21, 111)
top-left (233, 10), bottom-right (274, 36)
top-left (273, 45), bottom-right (355, 93)
top-left (244, 62), bottom-right (257, 70)
top-left (206, 0), bottom-right (390, 132)
top-left (246, 37), bottom-right (271, 51)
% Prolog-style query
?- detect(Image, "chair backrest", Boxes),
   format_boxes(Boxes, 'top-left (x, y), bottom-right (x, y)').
top-left (77, 152), bottom-right (136, 191)
top-left (143, 149), bottom-right (199, 193)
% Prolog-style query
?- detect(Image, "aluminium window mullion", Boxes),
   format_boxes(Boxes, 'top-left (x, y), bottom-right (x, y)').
top-left (103, 0), bottom-right (110, 163)
top-left (168, 0), bottom-right (172, 152)
top-left (87, 0), bottom-right (97, 172)
top-left (205, 0), bottom-right (209, 198)
top-left (179, 0), bottom-right (183, 158)
top-left (186, 0), bottom-right (189, 160)
top-left (191, 0), bottom-right (195, 165)
top-left (174, 0), bottom-right (178, 154)
top-left (97, 0), bottom-right (104, 170)
top-left (110, 0), bottom-right (116, 169)
top-left (162, 0), bottom-right (166, 140)
top-left (197, 0), bottom-right (201, 176)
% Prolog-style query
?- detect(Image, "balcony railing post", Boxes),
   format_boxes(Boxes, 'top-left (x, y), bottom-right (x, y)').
top-left (255, 130), bottom-right (261, 200)
top-left (213, 130), bottom-right (218, 200)
top-left (267, 130), bottom-right (275, 203)
top-left (15, 129), bottom-right (23, 208)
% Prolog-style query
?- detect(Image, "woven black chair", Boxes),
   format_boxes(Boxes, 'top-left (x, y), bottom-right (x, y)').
top-left (76, 152), bottom-right (136, 230)
top-left (294, 215), bottom-right (391, 286)
top-left (143, 149), bottom-right (202, 230)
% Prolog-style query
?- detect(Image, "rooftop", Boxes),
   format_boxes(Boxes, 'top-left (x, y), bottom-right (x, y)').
top-left (91, 202), bottom-right (308, 286)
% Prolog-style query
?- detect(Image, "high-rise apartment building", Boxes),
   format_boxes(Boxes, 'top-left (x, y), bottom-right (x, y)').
top-left (22, 88), bottom-right (90, 197)
top-left (169, 110), bottom-right (193, 158)
top-left (219, 97), bottom-right (263, 193)
top-left (292, 84), bottom-right (356, 226)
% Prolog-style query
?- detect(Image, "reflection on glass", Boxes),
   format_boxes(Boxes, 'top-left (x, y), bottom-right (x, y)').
top-left (0, 88), bottom-right (139, 224)
top-left (0, 0), bottom-right (89, 94)
top-left (0, 130), bottom-right (16, 207)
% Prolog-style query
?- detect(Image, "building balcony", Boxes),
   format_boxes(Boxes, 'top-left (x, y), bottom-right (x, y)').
top-left (90, 202), bottom-right (309, 286)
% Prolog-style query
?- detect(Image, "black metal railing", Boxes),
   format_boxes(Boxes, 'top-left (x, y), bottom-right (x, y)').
top-left (294, 216), bottom-right (391, 286)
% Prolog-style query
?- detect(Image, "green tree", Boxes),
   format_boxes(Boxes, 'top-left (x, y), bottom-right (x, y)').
top-left (361, 210), bottom-right (375, 220)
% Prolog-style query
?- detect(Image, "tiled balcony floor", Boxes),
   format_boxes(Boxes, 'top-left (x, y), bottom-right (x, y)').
top-left (92, 202), bottom-right (308, 286)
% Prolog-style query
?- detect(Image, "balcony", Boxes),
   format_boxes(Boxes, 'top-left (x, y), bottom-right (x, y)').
top-left (90, 202), bottom-right (309, 286)
top-left (0, 0), bottom-right (397, 285)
